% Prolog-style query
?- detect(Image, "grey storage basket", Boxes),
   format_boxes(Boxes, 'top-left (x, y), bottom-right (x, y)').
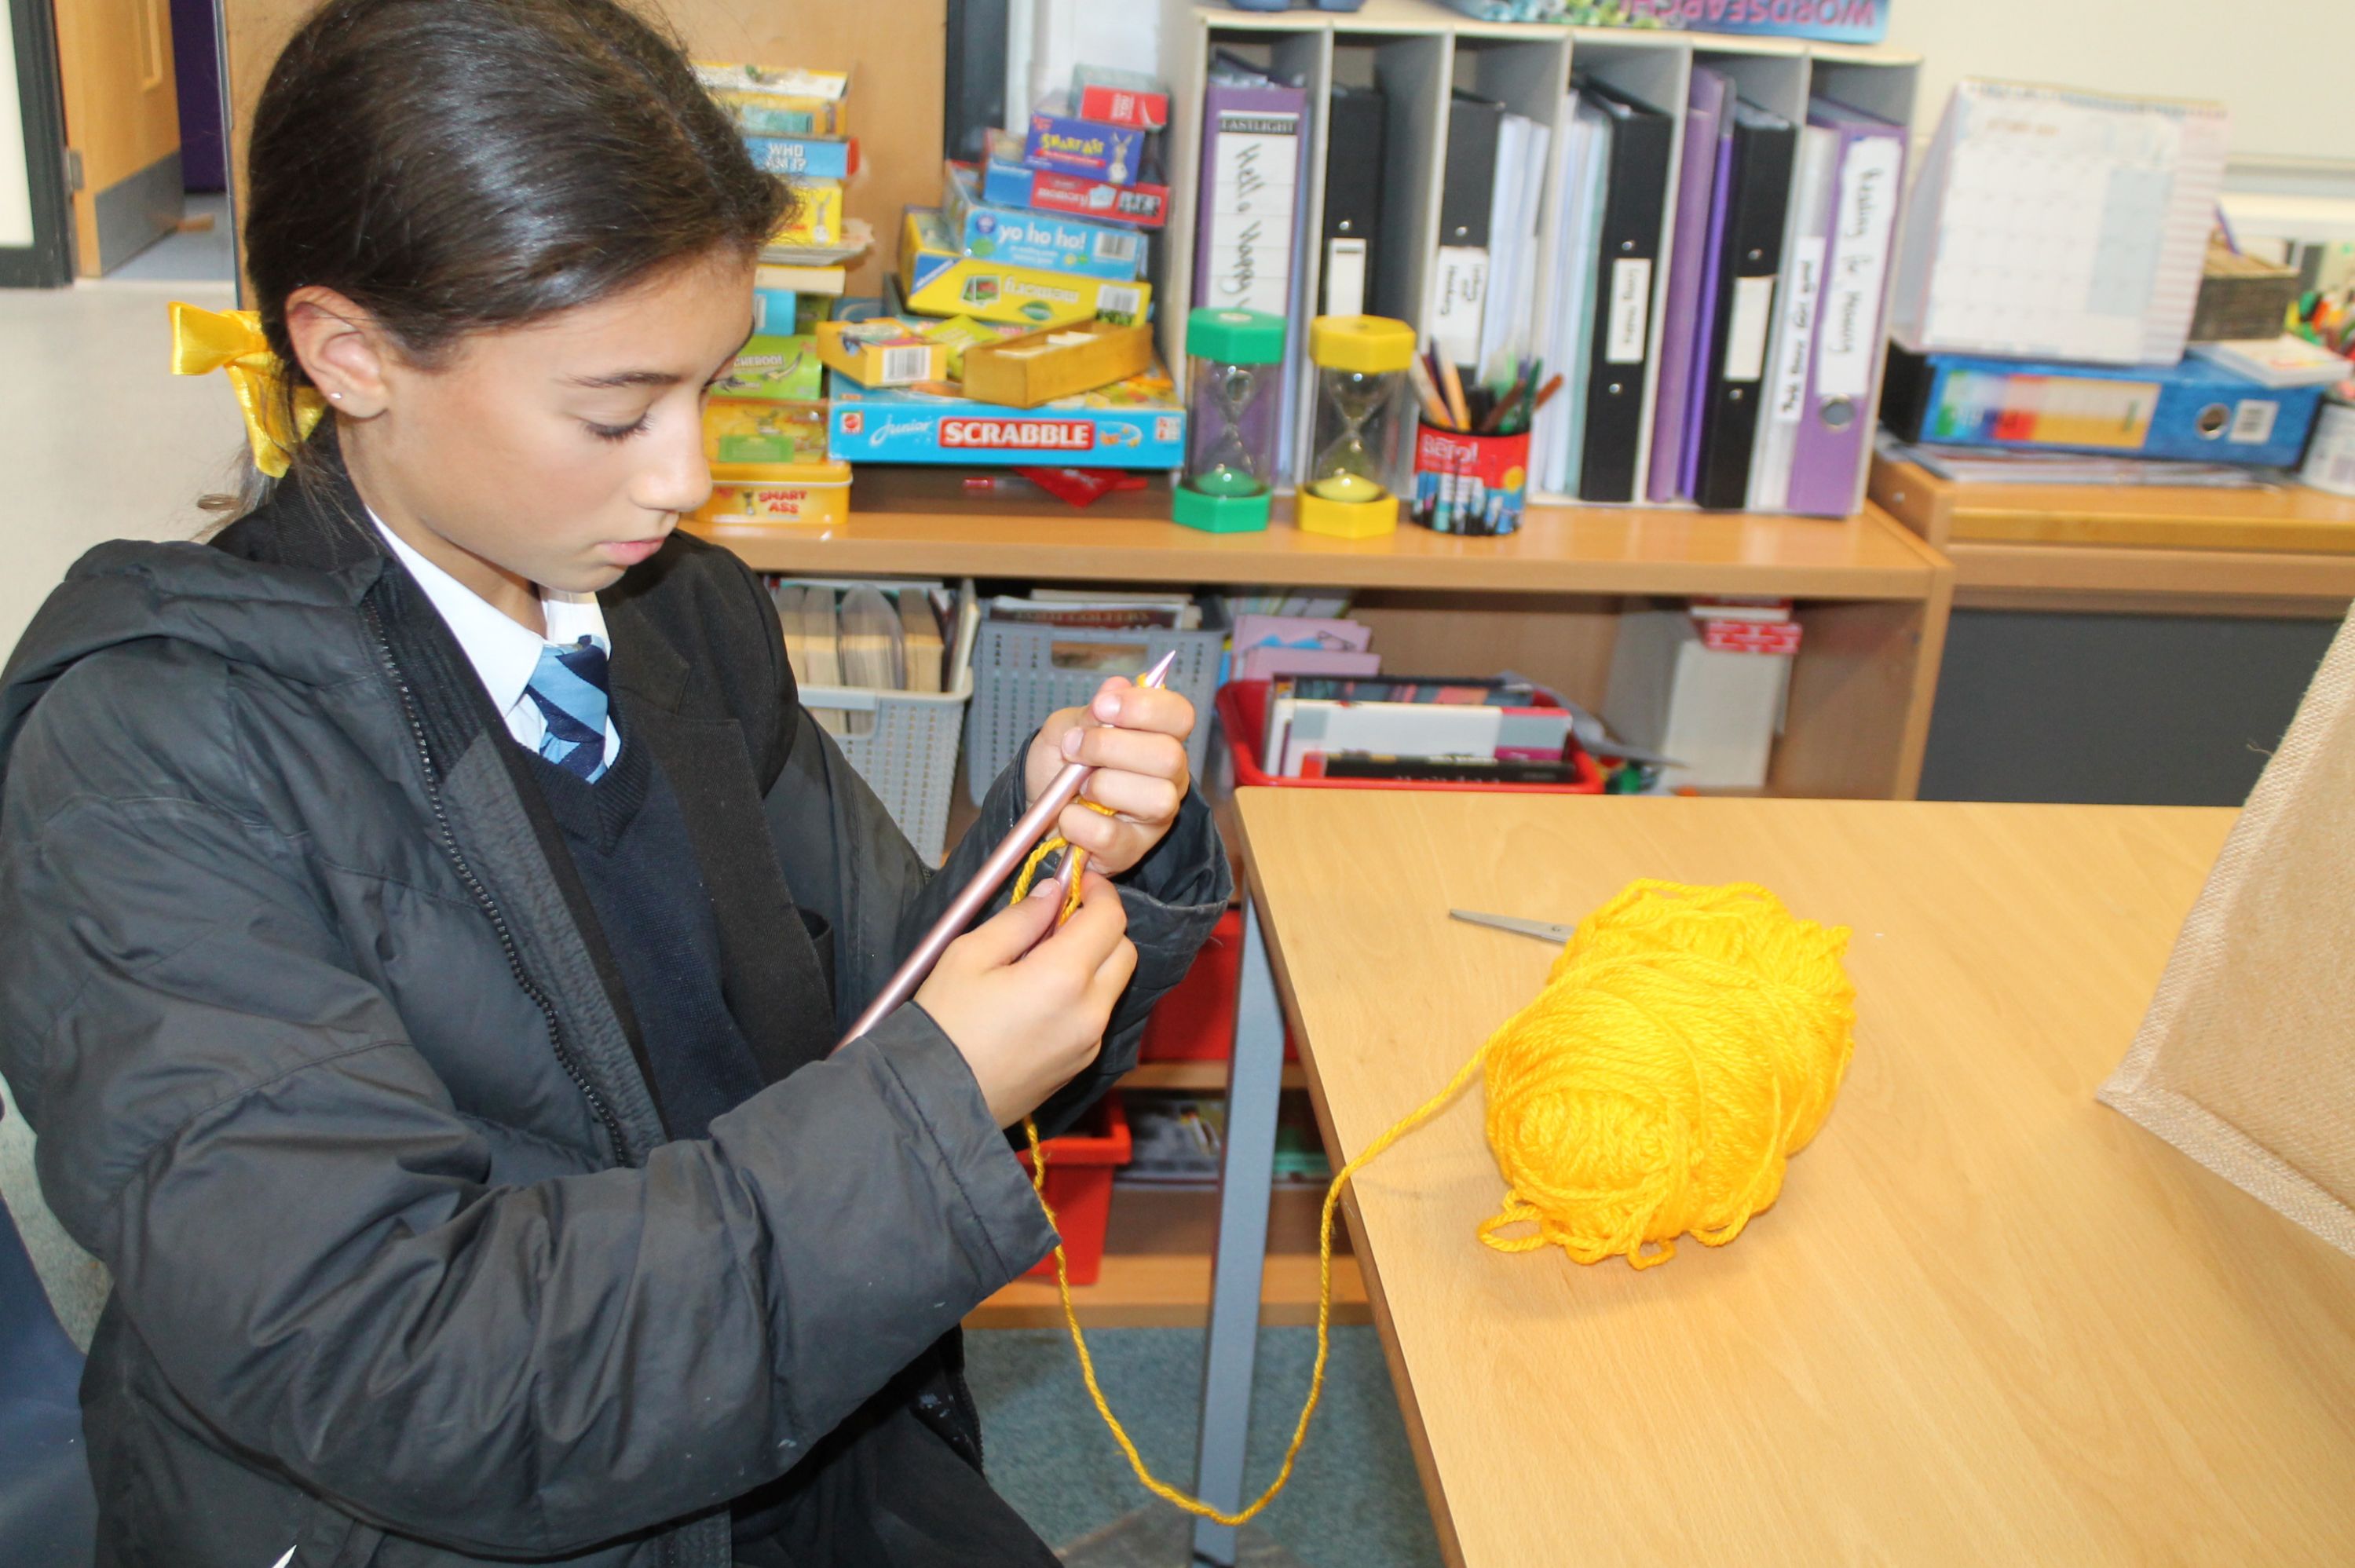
top-left (782, 578), bottom-right (978, 864)
top-left (964, 599), bottom-right (1227, 807)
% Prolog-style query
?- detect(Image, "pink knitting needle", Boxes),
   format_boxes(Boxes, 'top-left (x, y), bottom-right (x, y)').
top-left (834, 649), bottom-right (1179, 1051)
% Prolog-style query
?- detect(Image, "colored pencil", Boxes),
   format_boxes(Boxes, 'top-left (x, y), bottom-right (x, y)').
top-left (1436, 355), bottom-right (1472, 432)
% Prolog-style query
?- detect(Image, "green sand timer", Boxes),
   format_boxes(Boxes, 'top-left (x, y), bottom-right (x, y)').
top-left (1171, 308), bottom-right (1286, 534)
top-left (1297, 314), bottom-right (1417, 538)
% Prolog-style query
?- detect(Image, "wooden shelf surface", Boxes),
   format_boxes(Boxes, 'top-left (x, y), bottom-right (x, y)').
top-left (694, 471), bottom-right (1940, 602)
top-left (1872, 455), bottom-right (2355, 609)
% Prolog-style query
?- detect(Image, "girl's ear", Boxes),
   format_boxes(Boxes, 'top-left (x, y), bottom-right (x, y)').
top-left (284, 286), bottom-right (396, 417)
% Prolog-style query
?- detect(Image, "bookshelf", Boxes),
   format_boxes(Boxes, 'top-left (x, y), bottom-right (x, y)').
top-left (1154, 0), bottom-right (1922, 514)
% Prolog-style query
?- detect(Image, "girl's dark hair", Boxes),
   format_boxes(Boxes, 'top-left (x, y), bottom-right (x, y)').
top-left (217, 0), bottom-right (787, 511)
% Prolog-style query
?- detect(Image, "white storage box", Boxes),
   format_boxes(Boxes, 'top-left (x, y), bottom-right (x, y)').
top-left (1603, 606), bottom-right (1797, 791)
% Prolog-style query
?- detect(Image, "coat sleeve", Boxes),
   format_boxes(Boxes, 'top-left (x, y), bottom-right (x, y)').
top-left (0, 672), bottom-right (1059, 1557)
top-left (763, 693), bottom-right (1233, 1142)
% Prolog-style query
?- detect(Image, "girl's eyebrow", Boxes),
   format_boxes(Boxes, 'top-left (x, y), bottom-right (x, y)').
top-left (567, 327), bottom-right (758, 391)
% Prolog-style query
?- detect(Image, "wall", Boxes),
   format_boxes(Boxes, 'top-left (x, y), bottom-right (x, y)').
top-left (221, 0), bottom-right (948, 294)
top-left (1883, 0), bottom-right (2349, 168)
top-left (0, 0), bottom-right (34, 247)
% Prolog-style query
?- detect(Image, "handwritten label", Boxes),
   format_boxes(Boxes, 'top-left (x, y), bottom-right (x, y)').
top-left (1605, 258), bottom-right (1653, 365)
top-left (1816, 137), bottom-right (1901, 401)
top-left (1767, 236), bottom-right (1826, 426)
top-left (1206, 111), bottom-right (1300, 316)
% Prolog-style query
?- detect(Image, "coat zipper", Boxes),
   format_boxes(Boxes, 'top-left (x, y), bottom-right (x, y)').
top-left (359, 598), bottom-right (632, 1165)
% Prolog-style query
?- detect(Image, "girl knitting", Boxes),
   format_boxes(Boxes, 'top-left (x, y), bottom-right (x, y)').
top-left (0, 2), bottom-right (1227, 1564)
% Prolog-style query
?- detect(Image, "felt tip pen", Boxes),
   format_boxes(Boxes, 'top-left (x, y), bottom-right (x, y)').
top-left (832, 648), bottom-right (1180, 1051)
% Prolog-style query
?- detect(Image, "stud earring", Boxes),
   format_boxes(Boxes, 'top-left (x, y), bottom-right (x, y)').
top-left (328, 392), bottom-right (344, 401)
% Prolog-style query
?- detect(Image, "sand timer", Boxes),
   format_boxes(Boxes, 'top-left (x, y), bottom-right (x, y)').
top-left (1297, 314), bottom-right (1416, 538)
top-left (1172, 308), bottom-right (1286, 534)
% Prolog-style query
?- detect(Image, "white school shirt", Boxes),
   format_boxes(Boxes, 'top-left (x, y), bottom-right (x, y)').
top-left (369, 512), bottom-right (623, 764)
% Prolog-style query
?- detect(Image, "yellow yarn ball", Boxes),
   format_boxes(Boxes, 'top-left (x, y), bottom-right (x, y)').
top-left (1477, 880), bottom-right (1856, 1269)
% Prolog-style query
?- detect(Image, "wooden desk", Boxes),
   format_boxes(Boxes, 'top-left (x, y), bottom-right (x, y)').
top-left (1231, 791), bottom-right (2355, 1566)
top-left (1872, 455), bottom-right (2355, 614)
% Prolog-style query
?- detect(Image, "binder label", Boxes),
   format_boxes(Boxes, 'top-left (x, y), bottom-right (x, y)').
top-left (1430, 247), bottom-right (1490, 369)
top-left (1205, 110), bottom-right (1302, 316)
top-left (1605, 258), bottom-right (1652, 365)
top-left (1816, 136), bottom-right (1902, 400)
top-left (1724, 274), bottom-right (1776, 382)
top-left (1768, 236), bottom-right (1827, 426)
top-left (1325, 238), bottom-right (1369, 318)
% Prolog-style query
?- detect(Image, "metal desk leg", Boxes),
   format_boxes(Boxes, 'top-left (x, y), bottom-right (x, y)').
top-left (1191, 896), bottom-right (1285, 1566)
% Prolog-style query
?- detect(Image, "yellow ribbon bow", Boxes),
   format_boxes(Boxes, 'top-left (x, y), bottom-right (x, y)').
top-left (169, 302), bottom-right (328, 478)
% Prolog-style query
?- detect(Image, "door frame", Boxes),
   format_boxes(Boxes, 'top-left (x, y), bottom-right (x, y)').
top-left (2, 0), bottom-right (75, 285)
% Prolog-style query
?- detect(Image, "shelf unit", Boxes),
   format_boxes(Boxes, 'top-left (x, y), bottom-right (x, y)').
top-left (1870, 454), bottom-right (2355, 615)
top-left (1153, 0), bottom-right (1921, 512)
top-left (694, 466), bottom-right (1952, 802)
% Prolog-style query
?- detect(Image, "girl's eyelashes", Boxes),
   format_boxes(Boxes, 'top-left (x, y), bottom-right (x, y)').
top-left (586, 415), bottom-right (653, 444)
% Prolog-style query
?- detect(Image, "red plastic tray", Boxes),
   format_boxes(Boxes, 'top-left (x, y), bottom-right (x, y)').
top-left (1013, 1091), bottom-right (1130, 1285)
top-left (1216, 679), bottom-right (1606, 793)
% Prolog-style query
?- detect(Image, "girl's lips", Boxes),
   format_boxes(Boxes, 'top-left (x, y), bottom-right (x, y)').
top-left (602, 536), bottom-right (666, 565)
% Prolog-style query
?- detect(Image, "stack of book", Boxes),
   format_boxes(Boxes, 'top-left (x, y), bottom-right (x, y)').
top-left (768, 578), bottom-right (954, 736)
top-left (1259, 676), bottom-right (1585, 784)
top-left (693, 61), bottom-right (872, 330)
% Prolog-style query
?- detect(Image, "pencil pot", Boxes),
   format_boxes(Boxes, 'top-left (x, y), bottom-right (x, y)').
top-left (1410, 423), bottom-right (1530, 537)
top-left (1297, 315), bottom-right (1416, 539)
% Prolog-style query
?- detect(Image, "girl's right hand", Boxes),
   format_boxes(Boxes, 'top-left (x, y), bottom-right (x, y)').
top-left (914, 872), bottom-right (1137, 1127)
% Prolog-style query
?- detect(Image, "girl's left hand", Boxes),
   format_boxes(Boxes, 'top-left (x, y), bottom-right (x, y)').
top-left (1023, 677), bottom-right (1195, 879)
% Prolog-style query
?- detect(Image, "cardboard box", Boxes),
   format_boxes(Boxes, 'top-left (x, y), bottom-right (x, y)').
top-left (1882, 346), bottom-right (2324, 467)
top-left (743, 134), bottom-right (859, 180)
top-left (1022, 108), bottom-right (1146, 185)
top-left (694, 63), bottom-right (850, 133)
top-left (1071, 67), bottom-right (1168, 130)
top-left (897, 208), bottom-right (1150, 328)
top-left (703, 397), bottom-right (830, 465)
top-left (942, 163), bottom-right (1145, 281)
top-left (709, 87), bottom-right (847, 137)
top-left (769, 180), bottom-right (844, 248)
top-left (814, 317), bottom-right (953, 388)
top-left (982, 130), bottom-right (1166, 228)
top-left (960, 319), bottom-right (1155, 409)
top-left (695, 460), bottom-right (852, 528)
top-left (827, 364), bottom-right (1183, 468)
top-left (710, 334), bottom-right (824, 404)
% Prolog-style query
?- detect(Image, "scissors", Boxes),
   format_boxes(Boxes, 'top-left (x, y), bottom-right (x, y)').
top-left (1449, 908), bottom-right (1572, 945)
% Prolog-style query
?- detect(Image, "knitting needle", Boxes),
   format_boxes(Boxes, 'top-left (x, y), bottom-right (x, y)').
top-left (834, 649), bottom-right (1181, 1051)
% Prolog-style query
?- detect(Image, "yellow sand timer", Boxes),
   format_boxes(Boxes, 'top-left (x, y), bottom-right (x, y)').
top-left (1296, 314), bottom-right (1417, 539)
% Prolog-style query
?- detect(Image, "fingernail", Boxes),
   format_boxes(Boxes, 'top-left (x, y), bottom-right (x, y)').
top-left (1094, 693), bottom-right (1121, 721)
top-left (1061, 729), bottom-right (1081, 758)
top-left (1028, 878), bottom-right (1059, 899)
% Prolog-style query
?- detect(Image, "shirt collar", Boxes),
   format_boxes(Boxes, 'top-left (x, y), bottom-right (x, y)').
top-left (368, 510), bottom-right (609, 720)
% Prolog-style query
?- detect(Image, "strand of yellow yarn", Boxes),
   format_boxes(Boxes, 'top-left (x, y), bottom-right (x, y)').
top-left (1011, 844), bottom-right (1854, 1526)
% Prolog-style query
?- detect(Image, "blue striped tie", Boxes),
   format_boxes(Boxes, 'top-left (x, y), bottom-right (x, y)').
top-left (525, 634), bottom-right (611, 781)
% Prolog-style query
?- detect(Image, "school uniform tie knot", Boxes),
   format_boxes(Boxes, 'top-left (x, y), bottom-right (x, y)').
top-left (527, 634), bottom-right (611, 780)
